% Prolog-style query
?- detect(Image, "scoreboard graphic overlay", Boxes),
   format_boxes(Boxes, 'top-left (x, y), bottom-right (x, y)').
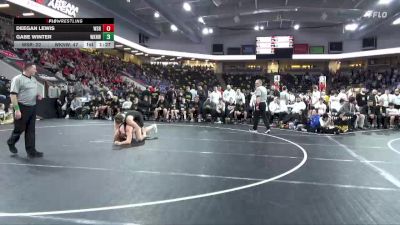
top-left (14, 18), bottom-right (114, 49)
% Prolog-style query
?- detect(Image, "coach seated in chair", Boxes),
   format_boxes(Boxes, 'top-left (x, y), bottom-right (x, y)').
top-left (215, 98), bottom-right (225, 124)
top-left (234, 98), bottom-right (247, 124)
top-left (139, 95), bottom-right (152, 120)
top-left (202, 97), bottom-right (216, 122)
top-left (386, 103), bottom-right (400, 128)
top-left (154, 95), bottom-right (169, 121)
top-left (283, 96), bottom-right (306, 126)
top-left (337, 97), bottom-right (364, 130)
top-left (269, 97), bottom-right (288, 125)
top-left (373, 100), bottom-right (387, 129)
top-left (189, 96), bottom-right (202, 122)
top-left (121, 97), bottom-right (133, 110)
top-left (65, 95), bottom-right (83, 119)
top-left (224, 98), bottom-right (236, 124)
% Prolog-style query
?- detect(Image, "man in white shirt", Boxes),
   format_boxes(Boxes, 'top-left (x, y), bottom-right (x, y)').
top-left (122, 97), bottom-right (133, 110)
top-left (279, 86), bottom-right (290, 107)
top-left (379, 89), bottom-right (390, 108)
top-left (223, 85), bottom-right (236, 103)
top-left (338, 89), bottom-right (348, 102)
top-left (190, 85), bottom-right (197, 101)
top-left (311, 85), bottom-right (321, 107)
top-left (393, 89), bottom-right (400, 109)
top-left (329, 90), bottom-right (341, 113)
top-left (235, 88), bottom-right (246, 105)
top-left (314, 98), bottom-right (327, 115)
top-left (269, 97), bottom-right (288, 124)
top-left (386, 103), bottom-right (399, 128)
top-left (210, 86), bottom-right (222, 105)
top-left (269, 97), bottom-right (280, 116)
top-left (283, 96), bottom-right (306, 124)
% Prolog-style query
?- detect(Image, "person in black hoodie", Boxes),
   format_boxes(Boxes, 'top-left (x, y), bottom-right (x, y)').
top-left (197, 86), bottom-right (206, 105)
top-left (150, 87), bottom-right (160, 107)
top-left (166, 85), bottom-right (177, 104)
top-left (154, 95), bottom-right (169, 121)
top-left (131, 97), bottom-right (140, 111)
top-left (138, 95), bottom-right (152, 120)
top-left (372, 100), bottom-right (387, 129)
top-left (56, 90), bottom-right (67, 118)
top-left (169, 98), bottom-right (179, 122)
top-left (356, 88), bottom-right (368, 118)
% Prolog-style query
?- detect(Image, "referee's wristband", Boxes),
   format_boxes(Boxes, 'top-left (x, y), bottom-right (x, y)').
top-left (14, 105), bottom-right (20, 111)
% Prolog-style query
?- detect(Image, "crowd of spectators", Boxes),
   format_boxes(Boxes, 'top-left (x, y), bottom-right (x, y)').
top-left (1, 21), bottom-right (400, 132)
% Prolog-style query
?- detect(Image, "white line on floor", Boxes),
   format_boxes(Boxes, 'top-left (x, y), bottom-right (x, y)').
top-left (66, 142), bottom-right (396, 164)
top-left (140, 148), bottom-right (395, 165)
top-left (21, 215), bottom-right (141, 225)
top-left (0, 125), bottom-right (308, 217)
top-left (163, 136), bottom-right (384, 149)
top-left (89, 138), bottom-right (383, 149)
top-left (387, 138), bottom-right (400, 155)
top-left (0, 162), bottom-right (398, 192)
top-left (327, 136), bottom-right (400, 189)
top-left (0, 123), bottom-right (111, 132)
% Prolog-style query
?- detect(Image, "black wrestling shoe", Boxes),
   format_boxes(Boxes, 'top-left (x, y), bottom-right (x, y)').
top-left (28, 151), bottom-right (43, 158)
top-left (7, 142), bottom-right (18, 154)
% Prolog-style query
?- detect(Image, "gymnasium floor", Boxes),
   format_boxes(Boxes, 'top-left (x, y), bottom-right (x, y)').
top-left (1, 119), bottom-right (400, 225)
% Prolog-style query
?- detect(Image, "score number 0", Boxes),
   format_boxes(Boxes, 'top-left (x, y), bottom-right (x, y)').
top-left (102, 24), bottom-right (114, 32)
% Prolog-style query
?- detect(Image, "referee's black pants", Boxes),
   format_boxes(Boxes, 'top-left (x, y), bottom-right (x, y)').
top-left (7, 103), bottom-right (36, 154)
top-left (253, 102), bottom-right (270, 130)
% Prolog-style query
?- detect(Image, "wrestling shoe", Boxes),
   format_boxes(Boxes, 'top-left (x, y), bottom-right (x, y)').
top-left (153, 124), bottom-right (158, 134)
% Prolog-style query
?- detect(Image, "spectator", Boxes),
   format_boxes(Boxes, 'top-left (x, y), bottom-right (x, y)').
top-left (169, 98), bottom-right (179, 122)
top-left (178, 97), bottom-right (188, 121)
top-left (284, 96), bottom-right (306, 125)
top-left (210, 86), bottom-right (221, 105)
top-left (202, 97), bottom-right (216, 122)
top-left (386, 103), bottom-right (399, 128)
top-left (190, 84), bottom-right (197, 101)
top-left (393, 89), bottom-right (400, 109)
top-left (223, 85), bottom-right (236, 103)
top-left (154, 95), bottom-right (169, 121)
top-left (310, 85), bottom-right (321, 106)
top-left (329, 90), bottom-right (341, 113)
top-left (315, 98), bottom-right (327, 115)
top-left (56, 90), bottom-right (68, 118)
top-left (235, 89), bottom-right (246, 105)
top-left (269, 97), bottom-right (287, 125)
top-left (308, 109), bottom-right (321, 133)
top-left (319, 114), bottom-right (340, 134)
top-left (188, 96), bottom-right (201, 122)
top-left (215, 98), bottom-right (225, 124)
top-left (122, 97), bottom-right (133, 110)
top-left (66, 95), bottom-right (83, 119)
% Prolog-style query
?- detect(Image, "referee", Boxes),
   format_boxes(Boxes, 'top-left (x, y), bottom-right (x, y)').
top-left (250, 79), bottom-right (271, 134)
top-left (7, 63), bottom-right (43, 158)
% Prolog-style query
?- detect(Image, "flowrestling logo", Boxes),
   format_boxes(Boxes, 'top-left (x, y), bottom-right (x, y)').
top-left (363, 10), bottom-right (388, 19)
top-left (35, 0), bottom-right (79, 17)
